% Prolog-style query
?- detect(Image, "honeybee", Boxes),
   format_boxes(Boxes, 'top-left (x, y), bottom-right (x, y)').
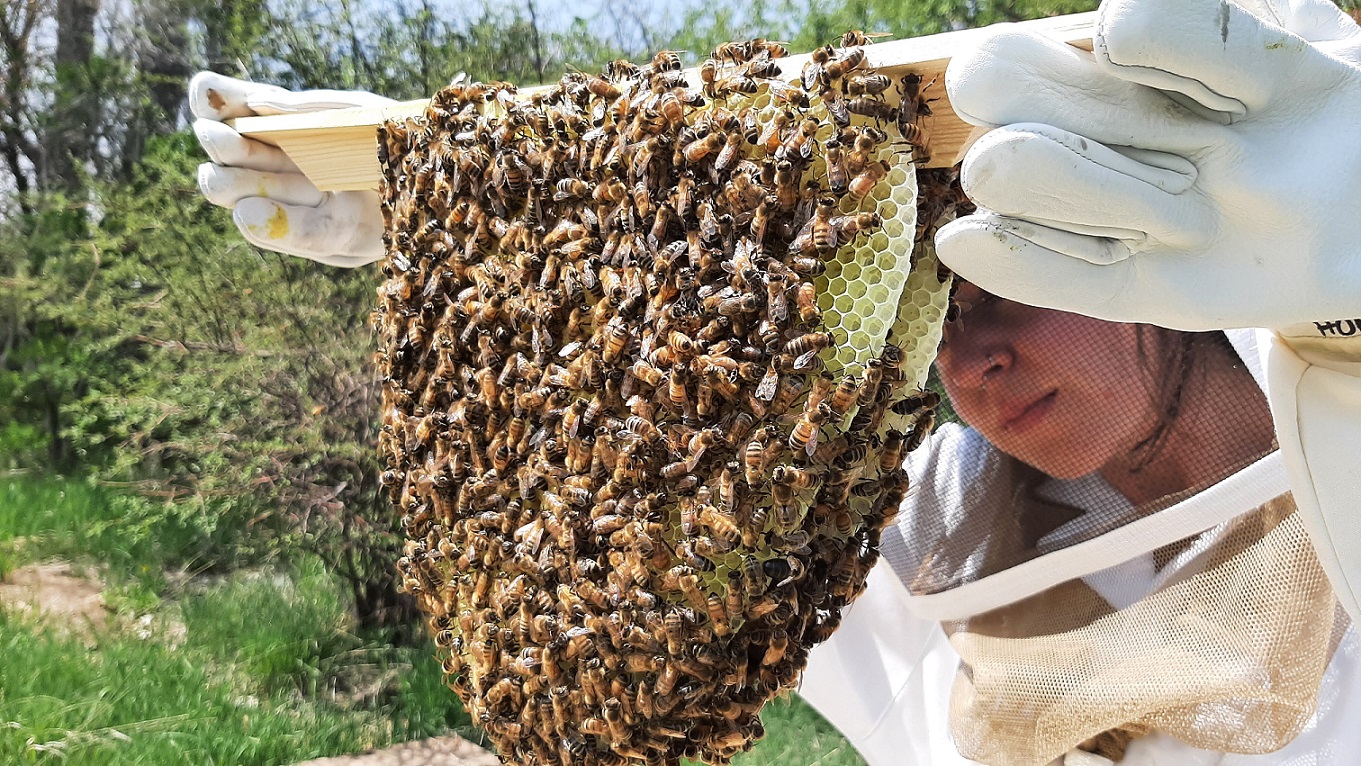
top-left (899, 71), bottom-right (935, 117)
top-left (794, 281), bottom-right (821, 325)
top-left (776, 117), bottom-right (819, 164)
top-left (758, 110), bottom-right (791, 153)
top-left (714, 131), bottom-right (745, 174)
top-left (784, 331), bottom-right (832, 358)
top-left (699, 505), bottom-right (740, 541)
top-left (651, 49), bottom-right (683, 72)
top-left (890, 388), bottom-right (941, 417)
top-left (601, 317), bottom-right (632, 363)
top-left (833, 211), bottom-right (883, 245)
top-left (802, 46), bottom-right (832, 91)
top-left (848, 158), bottom-right (890, 202)
top-left (825, 47), bottom-right (867, 79)
top-left (492, 152), bottom-right (532, 197)
top-left (553, 177), bottom-right (591, 201)
top-left (655, 661), bottom-right (681, 697)
top-left (845, 71), bottom-right (892, 96)
top-left (705, 593), bottom-right (732, 637)
top-left (711, 75), bottom-right (759, 99)
top-left (678, 573), bottom-right (708, 612)
top-left (742, 429), bottom-right (771, 486)
top-left (811, 197), bottom-right (838, 253)
top-left (774, 160), bottom-right (800, 212)
top-left (840, 30), bottom-right (890, 47)
top-left (847, 96), bottom-right (898, 125)
top-left (752, 38), bottom-right (790, 59)
top-left (768, 81), bottom-right (811, 109)
top-left (789, 401), bottom-right (832, 455)
top-left (851, 360), bottom-right (884, 408)
top-left (761, 629), bottom-right (790, 666)
top-left (905, 408), bottom-right (936, 451)
top-left (772, 464), bottom-right (820, 490)
top-left (879, 429), bottom-right (908, 473)
top-left (822, 85), bottom-right (851, 127)
top-left (682, 132), bottom-right (724, 164)
top-left (711, 40), bottom-right (748, 64)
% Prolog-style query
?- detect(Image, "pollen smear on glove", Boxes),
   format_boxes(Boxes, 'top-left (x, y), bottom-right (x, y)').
top-left (374, 35), bottom-right (953, 766)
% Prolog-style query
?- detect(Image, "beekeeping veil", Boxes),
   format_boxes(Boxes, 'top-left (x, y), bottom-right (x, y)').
top-left (877, 302), bottom-right (1344, 765)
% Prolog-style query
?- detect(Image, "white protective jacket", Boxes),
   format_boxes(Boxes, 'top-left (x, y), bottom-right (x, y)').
top-left (799, 330), bottom-right (1361, 765)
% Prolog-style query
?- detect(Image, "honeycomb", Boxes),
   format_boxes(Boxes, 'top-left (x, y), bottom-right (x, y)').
top-left (373, 36), bottom-right (952, 766)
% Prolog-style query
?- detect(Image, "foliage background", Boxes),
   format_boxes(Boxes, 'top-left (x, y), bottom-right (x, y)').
top-left (1, 0), bottom-right (1109, 636)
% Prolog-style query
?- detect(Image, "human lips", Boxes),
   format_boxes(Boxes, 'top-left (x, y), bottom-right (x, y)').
top-left (1000, 390), bottom-right (1058, 433)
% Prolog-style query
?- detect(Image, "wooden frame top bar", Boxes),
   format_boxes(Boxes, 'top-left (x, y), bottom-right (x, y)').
top-left (231, 12), bottom-right (1095, 192)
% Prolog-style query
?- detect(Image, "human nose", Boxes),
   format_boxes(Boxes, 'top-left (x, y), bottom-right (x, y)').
top-left (944, 341), bottom-right (1015, 391)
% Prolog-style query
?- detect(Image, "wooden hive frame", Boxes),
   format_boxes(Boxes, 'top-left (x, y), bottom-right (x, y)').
top-left (230, 12), bottom-right (1095, 192)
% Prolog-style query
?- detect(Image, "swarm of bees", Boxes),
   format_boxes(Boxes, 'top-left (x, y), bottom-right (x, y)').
top-left (374, 30), bottom-right (953, 766)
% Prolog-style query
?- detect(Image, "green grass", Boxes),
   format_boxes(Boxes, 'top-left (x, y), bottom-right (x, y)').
top-left (0, 560), bottom-right (476, 765)
top-left (0, 472), bottom-right (862, 765)
top-left (733, 695), bottom-right (866, 766)
top-left (1, 475), bottom-right (216, 602)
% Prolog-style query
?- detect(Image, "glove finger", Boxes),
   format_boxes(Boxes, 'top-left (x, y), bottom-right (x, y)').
top-left (946, 27), bottom-right (1220, 155)
top-left (198, 164), bottom-right (326, 209)
top-left (244, 88), bottom-right (397, 116)
top-left (189, 71), bottom-right (294, 120)
top-left (307, 253), bottom-right (386, 268)
top-left (935, 214), bottom-right (1215, 330)
top-left (233, 194), bottom-right (384, 264)
top-left (960, 124), bottom-right (1213, 252)
top-left (1094, 0), bottom-right (1336, 119)
top-left (1235, 0), bottom-right (1361, 43)
top-left (193, 119), bottom-right (299, 173)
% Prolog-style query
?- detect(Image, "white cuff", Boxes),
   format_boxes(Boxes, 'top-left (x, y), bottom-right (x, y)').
top-left (1261, 327), bottom-right (1361, 622)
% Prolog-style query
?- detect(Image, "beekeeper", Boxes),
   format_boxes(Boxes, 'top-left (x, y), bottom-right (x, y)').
top-left (187, 0), bottom-right (1361, 761)
top-left (800, 0), bottom-right (1361, 762)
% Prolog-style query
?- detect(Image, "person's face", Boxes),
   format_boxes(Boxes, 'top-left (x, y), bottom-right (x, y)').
top-left (935, 284), bottom-right (1162, 479)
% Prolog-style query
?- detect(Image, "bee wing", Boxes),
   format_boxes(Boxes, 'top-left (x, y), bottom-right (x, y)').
top-left (755, 366), bottom-right (780, 401)
top-left (793, 348), bottom-right (821, 371)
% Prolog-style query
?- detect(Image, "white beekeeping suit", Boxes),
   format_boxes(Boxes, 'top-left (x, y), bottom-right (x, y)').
top-left (799, 330), bottom-right (1361, 766)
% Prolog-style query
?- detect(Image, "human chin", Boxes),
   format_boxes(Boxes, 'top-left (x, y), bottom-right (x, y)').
top-left (1002, 407), bottom-right (1115, 480)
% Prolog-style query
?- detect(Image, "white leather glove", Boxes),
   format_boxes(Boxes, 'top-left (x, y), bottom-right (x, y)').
top-left (934, 0), bottom-right (1361, 332)
top-left (189, 71), bottom-right (393, 267)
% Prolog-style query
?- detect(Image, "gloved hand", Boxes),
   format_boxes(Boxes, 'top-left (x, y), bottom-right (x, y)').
top-left (189, 71), bottom-right (394, 267)
top-left (934, 0), bottom-right (1361, 332)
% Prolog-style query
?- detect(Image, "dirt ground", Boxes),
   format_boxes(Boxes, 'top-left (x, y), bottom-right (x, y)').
top-left (0, 561), bottom-right (108, 631)
top-left (292, 736), bottom-right (499, 766)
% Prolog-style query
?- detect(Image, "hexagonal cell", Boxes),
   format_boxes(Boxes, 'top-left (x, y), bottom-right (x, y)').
top-left (847, 278), bottom-right (868, 299)
top-left (882, 218), bottom-right (906, 240)
top-left (823, 258), bottom-right (843, 281)
top-left (869, 232), bottom-right (890, 252)
top-left (860, 265), bottom-right (883, 285)
top-left (827, 276), bottom-right (848, 297)
top-left (887, 167), bottom-right (911, 187)
top-left (868, 284), bottom-right (891, 303)
top-left (841, 260), bottom-right (862, 282)
top-left (817, 290), bottom-right (836, 311)
top-left (879, 199), bottom-right (900, 220)
top-left (842, 313), bottom-right (862, 332)
top-left (834, 293), bottom-right (855, 314)
top-left (863, 316), bottom-right (886, 338)
top-left (892, 297), bottom-right (915, 319)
